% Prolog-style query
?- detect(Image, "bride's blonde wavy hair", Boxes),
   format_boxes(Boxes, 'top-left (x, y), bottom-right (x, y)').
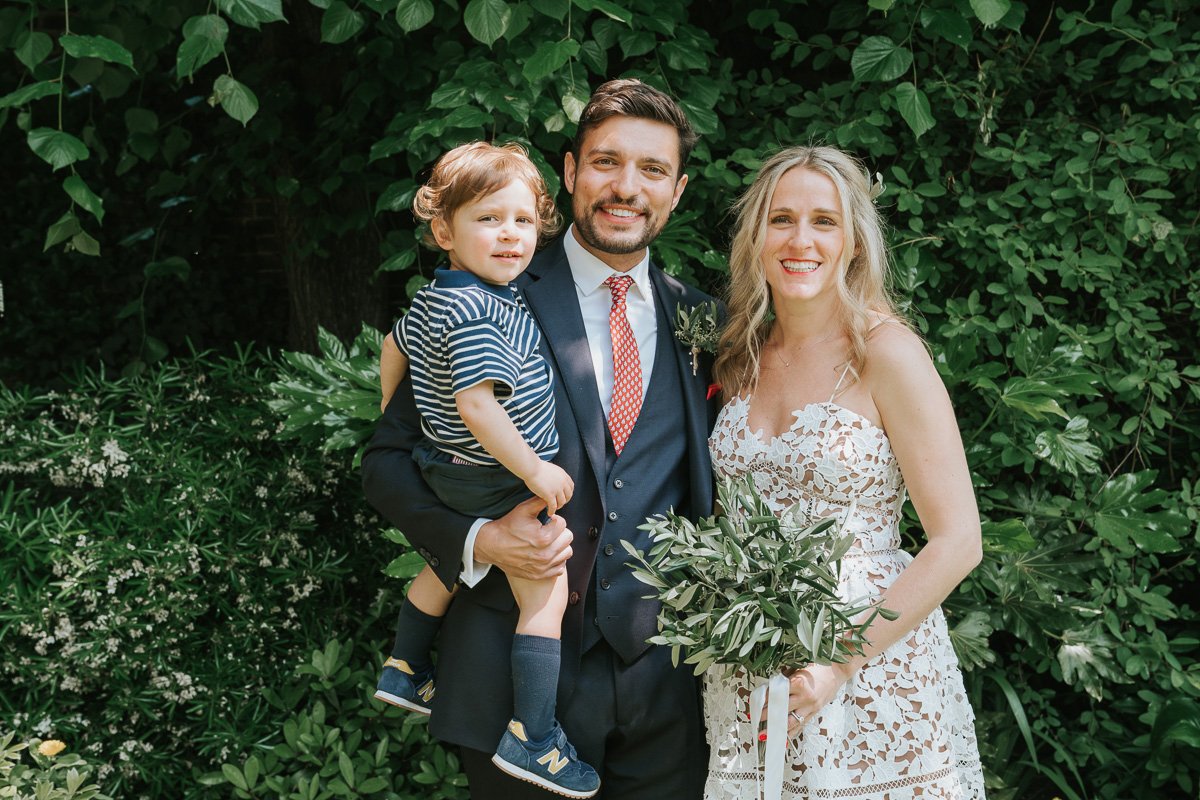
top-left (713, 146), bottom-right (902, 400)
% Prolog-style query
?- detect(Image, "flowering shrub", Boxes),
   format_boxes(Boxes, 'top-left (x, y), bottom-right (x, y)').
top-left (0, 732), bottom-right (108, 800)
top-left (0, 350), bottom-right (459, 798)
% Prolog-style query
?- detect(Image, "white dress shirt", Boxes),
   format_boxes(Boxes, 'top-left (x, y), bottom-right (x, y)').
top-left (562, 225), bottom-right (657, 413)
top-left (458, 226), bottom-right (659, 586)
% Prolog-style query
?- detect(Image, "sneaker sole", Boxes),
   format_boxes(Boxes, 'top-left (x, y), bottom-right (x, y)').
top-left (372, 689), bottom-right (431, 716)
top-left (490, 754), bottom-right (599, 799)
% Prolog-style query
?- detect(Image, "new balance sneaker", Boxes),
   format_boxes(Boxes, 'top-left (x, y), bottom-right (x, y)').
top-left (491, 718), bottom-right (600, 799)
top-left (373, 657), bottom-right (435, 715)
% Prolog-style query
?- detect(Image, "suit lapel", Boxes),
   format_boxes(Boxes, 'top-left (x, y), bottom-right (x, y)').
top-left (520, 241), bottom-right (608, 497)
top-left (649, 267), bottom-right (715, 516)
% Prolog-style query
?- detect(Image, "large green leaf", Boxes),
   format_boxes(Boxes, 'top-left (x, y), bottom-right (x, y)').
top-left (529, 0), bottom-right (569, 21)
top-left (320, 1), bottom-right (365, 44)
top-left (375, 180), bottom-right (417, 214)
top-left (211, 75), bottom-right (258, 126)
top-left (14, 31), bottom-right (53, 71)
top-left (522, 39), bottom-right (580, 82)
top-left (63, 175), bottom-right (105, 224)
top-left (1150, 698), bottom-right (1200, 756)
top-left (145, 257), bottom-right (191, 280)
top-left (1056, 626), bottom-right (1129, 701)
top-left (442, 105), bottom-right (491, 129)
top-left (27, 128), bottom-right (90, 171)
top-left (463, 0), bottom-right (511, 46)
top-left (60, 34), bottom-right (136, 72)
top-left (43, 211), bottom-right (82, 251)
top-left (216, 0), bottom-right (286, 29)
top-left (177, 15), bottom-right (228, 78)
top-left (980, 518), bottom-right (1036, 552)
top-left (70, 230), bottom-right (101, 256)
top-left (894, 81), bottom-right (934, 138)
top-left (395, 0), bottom-right (435, 32)
top-left (850, 35), bottom-right (912, 82)
top-left (921, 8), bottom-right (972, 49)
top-left (573, 0), bottom-right (633, 24)
top-left (1090, 471), bottom-right (1185, 554)
top-left (948, 610), bottom-right (995, 669)
top-left (969, 0), bottom-right (1012, 27)
top-left (1034, 416), bottom-right (1102, 476)
top-left (0, 81), bottom-right (61, 109)
top-left (999, 377), bottom-right (1070, 420)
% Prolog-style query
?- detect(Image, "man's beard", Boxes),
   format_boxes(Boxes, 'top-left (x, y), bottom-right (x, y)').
top-left (572, 197), bottom-right (666, 255)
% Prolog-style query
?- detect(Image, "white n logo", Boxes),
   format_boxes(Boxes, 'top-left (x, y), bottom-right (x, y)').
top-left (537, 749), bottom-right (569, 775)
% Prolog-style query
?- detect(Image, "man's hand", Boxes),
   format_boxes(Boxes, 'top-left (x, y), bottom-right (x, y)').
top-left (474, 495), bottom-right (573, 580)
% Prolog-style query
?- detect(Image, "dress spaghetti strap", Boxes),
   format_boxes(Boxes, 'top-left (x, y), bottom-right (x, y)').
top-left (829, 363), bottom-right (853, 402)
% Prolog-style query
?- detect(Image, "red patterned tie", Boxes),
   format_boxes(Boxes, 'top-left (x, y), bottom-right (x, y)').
top-left (605, 275), bottom-right (642, 456)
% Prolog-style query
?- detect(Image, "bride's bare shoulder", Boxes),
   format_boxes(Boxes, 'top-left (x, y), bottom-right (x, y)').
top-left (862, 316), bottom-right (937, 395)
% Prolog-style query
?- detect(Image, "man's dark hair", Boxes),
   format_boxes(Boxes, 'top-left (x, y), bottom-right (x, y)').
top-left (572, 78), bottom-right (698, 174)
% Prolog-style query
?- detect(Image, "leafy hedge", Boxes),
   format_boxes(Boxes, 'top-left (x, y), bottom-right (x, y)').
top-left (0, 351), bottom-right (462, 798)
top-left (2, 0), bottom-right (1198, 798)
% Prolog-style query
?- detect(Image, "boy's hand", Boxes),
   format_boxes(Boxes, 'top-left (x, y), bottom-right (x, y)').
top-left (524, 462), bottom-right (574, 517)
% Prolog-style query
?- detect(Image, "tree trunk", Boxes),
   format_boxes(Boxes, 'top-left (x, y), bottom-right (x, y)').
top-left (274, 193), bottom-right (388, 354)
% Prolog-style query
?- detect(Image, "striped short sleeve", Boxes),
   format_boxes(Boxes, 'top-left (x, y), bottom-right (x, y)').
top-left (393, 316), bottom-right (408, 355)
top-left (397, 273), bottom-right (558, 464)
top-left (443, 314), bottom-right (522, 398)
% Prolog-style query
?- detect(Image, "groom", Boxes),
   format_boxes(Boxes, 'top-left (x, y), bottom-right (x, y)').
top-left (362, 79), bottom-right (716, 799)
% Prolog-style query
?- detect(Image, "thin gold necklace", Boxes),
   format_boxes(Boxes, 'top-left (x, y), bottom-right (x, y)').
top-left (771, 334), bottom-right (836, 368)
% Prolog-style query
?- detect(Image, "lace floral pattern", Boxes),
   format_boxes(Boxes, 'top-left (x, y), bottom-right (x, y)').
top-left (703, 396), bottom-right (985, 800)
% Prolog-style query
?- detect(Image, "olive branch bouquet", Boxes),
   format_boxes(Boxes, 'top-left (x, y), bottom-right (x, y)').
top-left (623, 476), bottom-right (897, 677)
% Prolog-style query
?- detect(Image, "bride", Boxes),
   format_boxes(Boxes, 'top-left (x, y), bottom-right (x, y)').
top-left (704, 146), bottom-right (986, 799)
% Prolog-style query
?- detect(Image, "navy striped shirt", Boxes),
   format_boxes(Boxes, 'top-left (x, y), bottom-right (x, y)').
top-left (394, 268), bottom-right (558, 465)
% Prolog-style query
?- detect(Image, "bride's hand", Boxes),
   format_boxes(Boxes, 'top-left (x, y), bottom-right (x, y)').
top-left (785, 662), bottom-right (854, 735)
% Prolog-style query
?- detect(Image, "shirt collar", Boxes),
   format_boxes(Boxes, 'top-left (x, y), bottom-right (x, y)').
top-left (562, 225), bottom-right (652, 300)
top-left (432, 266), bottom-right (515, 300)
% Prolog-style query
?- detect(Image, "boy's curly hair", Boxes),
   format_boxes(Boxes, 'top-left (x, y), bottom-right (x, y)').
top-left (413, 141), bottom-right (561, 248)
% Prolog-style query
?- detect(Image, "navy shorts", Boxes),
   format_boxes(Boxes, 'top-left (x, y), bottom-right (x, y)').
top-left (412, 440), bottom-right (534, 520)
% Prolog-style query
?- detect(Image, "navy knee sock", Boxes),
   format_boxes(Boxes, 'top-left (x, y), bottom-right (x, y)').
top-left (388, 599), bottom-right (442, 673)
top-left (511, 634), bottom-right (561, 741)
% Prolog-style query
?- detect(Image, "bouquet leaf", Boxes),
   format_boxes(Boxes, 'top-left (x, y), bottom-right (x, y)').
top-left (625, 476), bottom-right (894, 676)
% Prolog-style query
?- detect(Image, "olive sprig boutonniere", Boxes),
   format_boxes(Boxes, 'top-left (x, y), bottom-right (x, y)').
top-left (674, 300), bottom-right (721, 376)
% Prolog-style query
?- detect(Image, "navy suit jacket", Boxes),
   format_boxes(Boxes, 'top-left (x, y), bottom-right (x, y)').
top-left (361, 235), bottom-right (717, 751)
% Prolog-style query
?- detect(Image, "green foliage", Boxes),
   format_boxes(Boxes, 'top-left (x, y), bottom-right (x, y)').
top-left (267, 325), bottom-right (384, 464)
top-left (0, 351), bottom-right (460, 798)
top-left (199, 639), bottom-right (467, 800)
top-left (0, 732), bottom-right (109, 800)
top-left (2, 0), bottom-right (1199, 797)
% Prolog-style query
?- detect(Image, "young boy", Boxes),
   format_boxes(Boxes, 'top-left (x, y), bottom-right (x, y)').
top-left (374, 142), bottom-right (599, 799)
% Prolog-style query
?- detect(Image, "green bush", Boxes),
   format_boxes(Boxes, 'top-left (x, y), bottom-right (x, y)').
top-left (0, 733), bottom-right (109, 800)
top-left (0, 350), bottom-right (461, 798)
top-left (201, 639), bottom-right (467, 800)
top-left (3, 1), bottom-right (1199, 798)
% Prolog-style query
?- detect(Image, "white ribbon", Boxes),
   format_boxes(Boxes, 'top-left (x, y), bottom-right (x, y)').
top-left (748, 672), bottom-right (790, 800)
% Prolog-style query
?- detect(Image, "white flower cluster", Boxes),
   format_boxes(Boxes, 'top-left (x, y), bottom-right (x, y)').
top-left (49, 438), bottom-right (132, 488)
top-left (149, 669), bottom-right (204, 703)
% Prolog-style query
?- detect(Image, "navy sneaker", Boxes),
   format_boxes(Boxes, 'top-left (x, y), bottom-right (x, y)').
top-left (491, 718), bottom-right (600, 799)
top-left (373, 657), bottom-right (435, 715)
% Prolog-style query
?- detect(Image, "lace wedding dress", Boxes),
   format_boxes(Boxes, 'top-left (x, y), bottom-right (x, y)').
top-left (703, 385), bottom-right (986, 799)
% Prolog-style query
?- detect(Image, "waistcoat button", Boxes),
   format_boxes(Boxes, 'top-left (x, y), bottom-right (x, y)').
top-left (613, 479), bottom-right (624, 489)
top-left (600, 578), bottom-right (611, 590)
top-left (603, 544), bottom-right (614, 556)
top-left (607, 511), bottom-right (618, 521)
